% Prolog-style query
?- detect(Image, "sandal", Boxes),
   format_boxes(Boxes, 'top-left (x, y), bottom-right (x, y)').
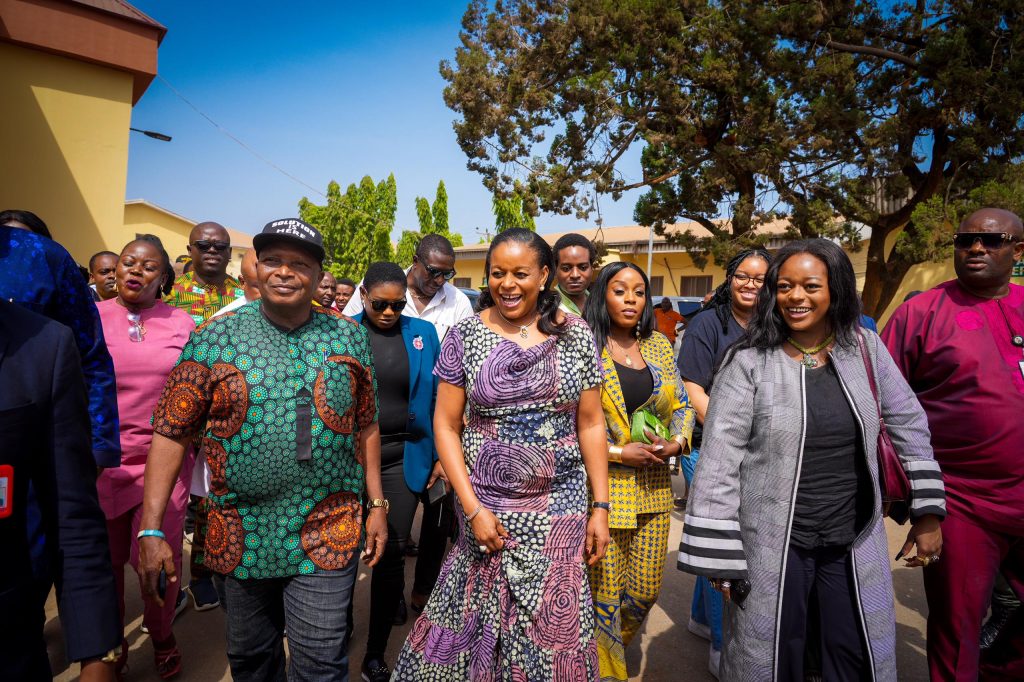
top-left (153, 635), bottom-right (182, 679)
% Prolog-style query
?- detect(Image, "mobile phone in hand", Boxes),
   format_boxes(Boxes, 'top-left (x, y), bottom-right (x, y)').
top-left (427, 477), bottom-right (447, 506)
top-left (157, 568), bottom-right (167, 601)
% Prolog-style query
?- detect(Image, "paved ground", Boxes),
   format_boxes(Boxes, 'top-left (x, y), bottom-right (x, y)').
top-left (48, 491), bottom-right (930, 681)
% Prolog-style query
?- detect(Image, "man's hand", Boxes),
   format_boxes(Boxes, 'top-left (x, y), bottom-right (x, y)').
top-left (426, 460), bottom-right (450, 492)
top-left (362, 508), bottom-right (388, 567)
top-left (138, 536), bottom-right (176, 607)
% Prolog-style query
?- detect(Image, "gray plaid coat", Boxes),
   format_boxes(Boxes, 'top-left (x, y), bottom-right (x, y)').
top-left (677, 331), bottom-right (945, 681)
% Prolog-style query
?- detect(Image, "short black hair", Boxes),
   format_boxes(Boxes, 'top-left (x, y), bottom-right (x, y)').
top-left (124, 234), bottom-right (175, 297)
top-left (89, 250), bottom-right (118, 271)
top-left (363, 261), bottom-right (407, 291)
top-left (0, 209), bottom-right (51, 239)
top-left (337, 277), bottom-right (356, 288)
top-left (552, 233), bottom-right (597, 264)
top-left (416, 234), bottom-right (455, 260)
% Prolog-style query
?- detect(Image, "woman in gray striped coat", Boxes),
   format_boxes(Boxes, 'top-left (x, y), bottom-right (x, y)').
top-left (678, 239), bottom-right (945, 681)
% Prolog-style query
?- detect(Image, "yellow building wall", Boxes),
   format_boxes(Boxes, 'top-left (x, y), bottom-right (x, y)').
top-left (0, 42), bottom-right (133, 264)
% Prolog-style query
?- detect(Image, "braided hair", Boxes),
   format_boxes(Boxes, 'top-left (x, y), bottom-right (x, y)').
top-left (478, 228), bottom-right (565, 336)
top-left (701, 248), bottom-right (772, 334)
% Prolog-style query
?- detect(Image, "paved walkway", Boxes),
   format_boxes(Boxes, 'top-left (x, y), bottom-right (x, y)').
top-left (48, 507), bottom-right (930, 681)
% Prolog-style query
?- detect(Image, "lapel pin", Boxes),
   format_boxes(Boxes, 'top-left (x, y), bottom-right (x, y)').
top-left (413, 335), bottom-right (424, 350)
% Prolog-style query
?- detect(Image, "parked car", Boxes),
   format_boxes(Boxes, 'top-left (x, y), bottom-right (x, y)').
top-left (458, 287), bottom-right (482, 312)
top-left (653, 296), bottom-right (705, 353)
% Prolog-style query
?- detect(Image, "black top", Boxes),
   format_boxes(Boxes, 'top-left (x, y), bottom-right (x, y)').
top-left (613, 360), bottom-right (654, 418)
top-left (677, 308), bottom-right (745, 449)
top-left (363, 319), bottom-right (409, 437)
top-left (790, 363), bottom-right (872, 549)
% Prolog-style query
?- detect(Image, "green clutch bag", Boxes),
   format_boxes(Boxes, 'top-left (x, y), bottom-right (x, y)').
top-left (630, 409), bottom-right (670, 444)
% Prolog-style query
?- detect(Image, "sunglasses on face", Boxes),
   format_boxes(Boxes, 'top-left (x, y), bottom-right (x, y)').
top-left (421, 262), bottom-right (456, 281)
top-left (952, 232), bottom-right (1020, 250)
top-left (192, 240), bottom-right (230, 253)
top-left (368, 298), bottom-right (407, 313)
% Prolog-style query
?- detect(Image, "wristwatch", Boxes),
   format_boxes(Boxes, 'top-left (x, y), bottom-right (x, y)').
top-left (99, 647), bottom-right (121, 663)
top-left (367, 498), bottom-right (390, 513)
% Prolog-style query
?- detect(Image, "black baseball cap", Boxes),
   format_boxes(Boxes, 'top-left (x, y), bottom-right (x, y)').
top-left (253, 218), bottom-right (325, 262)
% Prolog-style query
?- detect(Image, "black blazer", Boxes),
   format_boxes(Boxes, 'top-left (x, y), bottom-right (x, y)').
top-left (0, 301), bottom-right (120, 673)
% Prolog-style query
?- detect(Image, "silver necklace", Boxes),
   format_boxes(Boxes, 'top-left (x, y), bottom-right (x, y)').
top-left (495, 307), bottom-right (537, 339)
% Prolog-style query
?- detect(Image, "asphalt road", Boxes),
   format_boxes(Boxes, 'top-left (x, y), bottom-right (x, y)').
top-left (47, 496), bottom-right (930, 681)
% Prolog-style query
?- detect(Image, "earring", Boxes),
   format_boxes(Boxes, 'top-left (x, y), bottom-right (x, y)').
top-left (540, 285), bottom-right (545, 291)
top-left (635, 325), bottom-right (641, 340)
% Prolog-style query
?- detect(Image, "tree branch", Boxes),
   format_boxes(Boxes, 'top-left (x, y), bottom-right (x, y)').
top-left (819, 37), bottom-right (919, 69)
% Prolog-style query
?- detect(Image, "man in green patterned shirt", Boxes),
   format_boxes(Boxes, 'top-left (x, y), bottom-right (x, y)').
top-left (138, 218), bottom-right (386, 681)
top-left (165, 222), bottom-right (243, 325)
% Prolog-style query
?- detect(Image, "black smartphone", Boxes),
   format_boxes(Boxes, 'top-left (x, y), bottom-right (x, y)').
top-left (157, 568), bottom-right (168, 601)
top-left (732, 578), bottom-right (751, 609)
top-left (426, 477), bottom-right (447, 506)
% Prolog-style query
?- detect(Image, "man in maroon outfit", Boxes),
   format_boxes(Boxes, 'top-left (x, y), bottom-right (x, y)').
top-left (882, 208), bottom-right (1024, 680)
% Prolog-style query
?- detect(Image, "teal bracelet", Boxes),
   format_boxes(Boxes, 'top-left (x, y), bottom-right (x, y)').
top-left (137, 529), bottom-right (166, 540)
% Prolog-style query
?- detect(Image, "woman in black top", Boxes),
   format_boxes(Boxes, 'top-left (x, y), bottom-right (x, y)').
top-left (354, 262), bottom-right (442, 682)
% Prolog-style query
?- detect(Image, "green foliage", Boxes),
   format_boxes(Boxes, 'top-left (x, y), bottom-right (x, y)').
top-left (493, 195), bottom-right (536, 232)
top-left (441, 0), bottom-right (1024, 315)
top-left (298, 175), bottom-right (396, 280)
top-left (395, 230), bottom-right (421, 268)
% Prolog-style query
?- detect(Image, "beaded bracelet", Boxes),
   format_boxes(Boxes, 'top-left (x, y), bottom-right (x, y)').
top-left (466, 504), bottom-right (483, 522)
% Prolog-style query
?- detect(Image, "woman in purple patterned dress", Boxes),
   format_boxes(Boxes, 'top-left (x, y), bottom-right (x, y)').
top-left (392, 228), bottom-right (611, 681)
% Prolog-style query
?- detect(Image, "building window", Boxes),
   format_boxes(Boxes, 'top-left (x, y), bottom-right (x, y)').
top-left (649, 276), bottom-right (664, 297)
top-left (453, 277), bottom-right (472, 289)
top-left (680, 275), bottom-right (713, 297)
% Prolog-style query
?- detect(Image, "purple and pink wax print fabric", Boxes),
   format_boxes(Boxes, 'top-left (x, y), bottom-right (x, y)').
top-left (392, 315), bottom-right (603, 681)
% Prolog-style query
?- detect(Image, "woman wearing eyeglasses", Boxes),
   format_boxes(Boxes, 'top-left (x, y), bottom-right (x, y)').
top-left (352, 262), bottom-right (442, 682)
top-left (675, 247), bottom-right (770, 677)
top-left (96, 235), bottom-right (196, 679)
top-left (582, 262), bottom-right (695, 682)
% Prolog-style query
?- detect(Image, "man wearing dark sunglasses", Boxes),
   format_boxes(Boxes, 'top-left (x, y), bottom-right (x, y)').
top-left (882, 208), bottom-right (1024, 681)
top-left (165, 222), bottom-right (243, 327)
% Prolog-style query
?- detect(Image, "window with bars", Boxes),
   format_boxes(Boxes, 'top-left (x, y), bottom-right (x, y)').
top-left (679, 275), bottom-right (713, 297)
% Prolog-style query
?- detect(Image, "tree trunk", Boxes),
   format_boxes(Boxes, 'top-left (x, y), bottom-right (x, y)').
top-left (861, 222), bottom-right (915, 320)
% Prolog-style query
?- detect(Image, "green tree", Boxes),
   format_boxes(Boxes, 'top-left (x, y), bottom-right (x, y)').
top-left (493, 195), bottom-right (536, 232)
top-left (394, 229), bottom-right (421, 268)
top-left (441, 0), bottom-right (1024, 316)
top-left (401, 181), bottom-right (464, 267)
top-left (298, 174), bottom-right (396, 280)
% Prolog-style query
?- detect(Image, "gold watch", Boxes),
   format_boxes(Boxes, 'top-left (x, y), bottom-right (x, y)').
top-left (367, 498), bottom-right (390, 513)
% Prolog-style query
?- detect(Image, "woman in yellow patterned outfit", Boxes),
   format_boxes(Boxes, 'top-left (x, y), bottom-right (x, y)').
top-left (583, 262), bottom-right (695, 681)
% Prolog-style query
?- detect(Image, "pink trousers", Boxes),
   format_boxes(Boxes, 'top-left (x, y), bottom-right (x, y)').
top-left (106, 479), bottom-right (189, 643)
top-left (924, 511), bottom-right (1024, 681)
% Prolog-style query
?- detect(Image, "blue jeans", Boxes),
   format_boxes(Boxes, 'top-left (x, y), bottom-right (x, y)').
top-left (681, 447), bottom-right (724, 651)
top-left (223, 562), bottom-right (357, 682)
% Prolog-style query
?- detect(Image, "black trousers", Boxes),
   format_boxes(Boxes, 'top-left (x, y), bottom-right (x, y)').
top-left (778, 544), bottom-right (870, 682)
top-left (412, 486), bottom-right (454, 598)
top-left (364, 446), bottom-right (420, 660)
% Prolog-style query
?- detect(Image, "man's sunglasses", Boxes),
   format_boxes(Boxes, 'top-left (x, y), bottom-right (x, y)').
top-left (952, 232), bottom-right (1020, 250)
top-left (192, 240), bottom-right (230, 253)
top-left (368, 298), bottom-right (407, 313)
top-left (422, 263), bottom-right (456, 281)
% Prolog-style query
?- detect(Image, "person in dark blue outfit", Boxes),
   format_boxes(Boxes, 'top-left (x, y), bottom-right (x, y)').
top-left (0, 224), bottom-right (120, 467)
top-left (0, 300), bottom-right (121, 681)
top-left (353, 261), bottom-right (442, 682)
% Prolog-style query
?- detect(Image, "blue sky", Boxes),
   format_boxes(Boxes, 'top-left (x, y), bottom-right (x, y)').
top-left (126, 2), bottom-right (644, 240)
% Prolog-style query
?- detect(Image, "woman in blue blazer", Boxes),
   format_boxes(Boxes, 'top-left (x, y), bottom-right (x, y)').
top-left (352, 262), bottom-right (441, 681)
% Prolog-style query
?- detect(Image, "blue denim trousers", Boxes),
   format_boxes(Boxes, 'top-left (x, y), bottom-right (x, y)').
top-left (223, 561), bottom-right (357, 682)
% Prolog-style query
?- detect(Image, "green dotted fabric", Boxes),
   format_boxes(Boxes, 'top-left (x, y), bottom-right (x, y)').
top-left (153, 301), bottom-right (378, 579)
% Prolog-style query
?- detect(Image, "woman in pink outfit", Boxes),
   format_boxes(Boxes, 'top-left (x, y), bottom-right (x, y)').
top-left (96, 235), bottom-right (196, 679)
